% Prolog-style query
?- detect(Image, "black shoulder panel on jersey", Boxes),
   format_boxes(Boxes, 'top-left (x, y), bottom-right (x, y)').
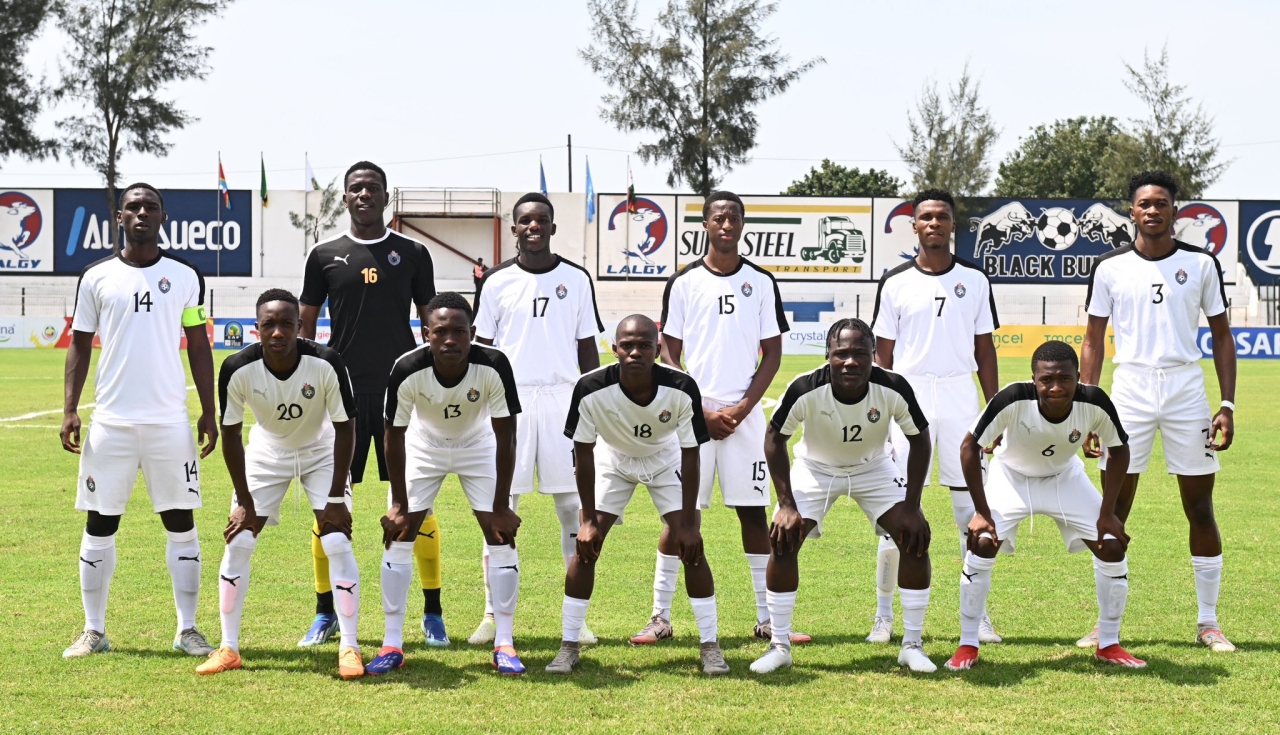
top-left (1073, 383), bottom-right (1128, 445)
top-left (655, 364), bottom-right (710, 444)
top-left (869, 366), bottom-right (929, 431)
top-left (159, 250), bottom-right (205, 306)
top-left (741, 257), bottom-right (790, 334)
top-left (971, 381), bottom-right (1037, 441)
top-left (871, 260), bottom-right (916, 329)
top-left (384, 345), bottom-right (434, 425)
top-left (471, 256), bottom-right (520, 313)
top-left (469, 344), bottom-right (523, 415)
top-left (659, 258), bottom-right (705, 328)
top-left (770, 365), bottom-right (830, 434)
top-left (303, 339), bottom-right (359, 421)
top-left (954, 257), bottom-right (1000, 330)
top-left (1175, 241), bottom-right (1229, 312)
top-left (71, 254), bottom-right (118, 321)
top-left (564, 364), bottom-right (620, 439)
top-left (1085, 244), bottom-right (1134, 310)
top-left (218, 343), bottom-right (264, 424)
top-left (558, 256), bottom-right (606, 333)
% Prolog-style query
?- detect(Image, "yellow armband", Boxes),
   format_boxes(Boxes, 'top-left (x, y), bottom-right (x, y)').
top-left (182, 305), bottom-right (208, 328)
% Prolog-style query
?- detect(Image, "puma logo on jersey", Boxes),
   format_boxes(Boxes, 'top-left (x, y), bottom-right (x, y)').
top-left (187, 488), bottom-right (199, 495)
top-left (333, 254), bottom-right (350, 265)
top-left (754, 485), bottom-right (765, 496)
top-left (335, 582), bottom-right (357, 594)
top-left (80, 557), bottom-right (102, 568)
top-left (220, 575), bottom-right (240, 586)
top-left (178, 554), bottom-right (200, 562)
top-left (1019, 420), bottom-right (1034, 434)
top-left (252, 388), bottom-right (268, 398)
top-left (819, 409), bottom-right (837, 421)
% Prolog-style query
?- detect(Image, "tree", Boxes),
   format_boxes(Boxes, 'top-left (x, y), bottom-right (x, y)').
top-left (895, 64), bottom-right (998, 197)
top-left (581, 0), bottom-right (823, 196)
top-left (54, 0), bottom-right (230, 236)
top-left (782, 159), bottom-right (901, 197)
top-left (0, 0), bottom-right (56, 165)
top-left (1100, 45), bottom-right (1229, 199)
top-left (993, 117), bottom-right (1134, 198)
top-left (290, 179), bottom-right (344, 245)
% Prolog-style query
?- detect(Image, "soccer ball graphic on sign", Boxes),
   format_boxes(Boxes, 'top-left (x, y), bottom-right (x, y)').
top-left (1035, 207), bottom-right (1079, 251)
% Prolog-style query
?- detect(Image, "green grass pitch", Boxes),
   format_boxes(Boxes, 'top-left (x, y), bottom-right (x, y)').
top-left (1, 349), bottom-right (1278, 733)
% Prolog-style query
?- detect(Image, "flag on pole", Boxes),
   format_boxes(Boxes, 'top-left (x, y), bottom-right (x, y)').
top-left (259, 154), bottom-right (269, 207)
top-left (539, 158), bottom-right (548, 196)
top-left (218, 155), bottom-right (231, 209)
top-left (585, 157), bottom-right (596, 223)
top-left (305, 155), bottom-right (320, 191)
top-left (626, 157), bottom-right (636, 214)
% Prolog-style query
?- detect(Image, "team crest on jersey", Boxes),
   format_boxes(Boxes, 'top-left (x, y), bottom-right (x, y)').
top-left (954, 282), bottom-right (967, 298)
top-left (867, 407), bottom-right (881, 423)
top-left (301, 383), bottom-right (315, 399)
top-left (158, 277), bottom-right (171, 294)
top-left (86, 476), bottom-right (96, 493)
top-left (388, 250), bottom-right (401, 266)
top-left (467, 387), bottom-right (479, 402)
top-left (1175, 268), bottom-right (1188, 285)
top-left (1069, 429), bottom-right (1082, 443)
top-left (556, 283), bottom-right (567, 299)
top-left (741, 282), bottom-right (753, 297)
top-left (659, 409), bottom-right (672, 423)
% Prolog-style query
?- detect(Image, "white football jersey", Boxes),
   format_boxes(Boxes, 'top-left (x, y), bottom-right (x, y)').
top-left (1086, 242), bottom-right (1227, 369)
top-left (772, 365), bottom-right (928, 474)
top-left (972, 382), bottom-right (1127, 477)
top-left (385, 344), bottom-right (520, 443)
top-left (565, 363), bottom-right (709, 458)
top-left (473, 256), bottom-right (604, 387)
top-left (660, 257), bottom-right (789, 404)
top-left (871, 258), bottom-right (998, 377)
top-left (218, 339), bottom-right (356, 450)
top-left (71, 252), bottom-right (205, 425)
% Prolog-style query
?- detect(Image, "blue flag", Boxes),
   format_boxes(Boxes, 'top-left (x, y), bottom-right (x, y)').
top-left (585, 158), bottom-right (596, 223)
top-left (539, 159), bottom-right (548, 196)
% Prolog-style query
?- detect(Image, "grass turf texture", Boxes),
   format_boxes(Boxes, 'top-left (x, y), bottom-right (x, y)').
top-left (1, 349), bottom-right (1278, 734)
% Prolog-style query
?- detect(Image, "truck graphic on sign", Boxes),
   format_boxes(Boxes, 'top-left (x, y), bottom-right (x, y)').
top-left (801, 216), bottom-right (866, 264)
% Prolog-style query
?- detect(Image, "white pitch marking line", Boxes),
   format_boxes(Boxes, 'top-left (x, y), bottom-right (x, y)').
top-left (0, 385), bottom-right (196, 423)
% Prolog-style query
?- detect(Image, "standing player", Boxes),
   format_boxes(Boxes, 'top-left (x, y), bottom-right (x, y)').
top-left (641, 190), bottom-right (795, 646)
top-left (468, 192), bottom-right (603, 645)
top-left (1079, 171), bottom-right (1237, 652)
top-left (371, 293), bottom-right (525, 675)
top-left (750, 319), bottom-right (937, 674)
top-left (944, 341), bottom-right (1145, 670)
top-left (199, 289), bottom-right (363, 679)
top-left (546, 315), bottom-right (728, 675)
top-left (299, 161), bottom-right (444, 648)
top-left (60, 183), bottom-right (217, 658)
top-left (870, 188), bottom-right (1001, 645)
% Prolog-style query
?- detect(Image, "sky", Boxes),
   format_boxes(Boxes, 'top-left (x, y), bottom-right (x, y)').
top-left (6, 0), bottom-right (1279, 200)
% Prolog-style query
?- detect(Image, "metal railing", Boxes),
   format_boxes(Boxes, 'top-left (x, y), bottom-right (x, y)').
top-left (392, 188), bottom-right (501, 218)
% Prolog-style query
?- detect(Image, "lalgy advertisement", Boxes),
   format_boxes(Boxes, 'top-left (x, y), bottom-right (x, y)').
top-left (0, 189), bottom-right (55, 274)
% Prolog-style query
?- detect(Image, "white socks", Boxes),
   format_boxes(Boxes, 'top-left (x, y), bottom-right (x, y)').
top-left (217, 532), bottom-right (257, 652)
top-left (562, 596), bottom-right (589, 643)
top-left (899, 587), bottom-right (930, 646)
top-left (875, 536), bottom-right (899, 619)
top-left (481, 545), bottom-right (493, 616)
top-left (79, 532), bottom-right (116, 633)
top-left (746, 554), bottom-right (769, 624)
top-left (488, 544), bottom-right (520, 647)
top-left (321, 533), bottom-right (360, 649)
top-left (652, 552), bottom-right (680, 620)
top-left (165, 529), bottom-right (201, 633)
top-left (554, 493), bottom-right (580, 571)
top-left (1094, 557), bottom-right (1129, 648)
top-left (959, 553), bottom-right (996, 647)
top-left (689, 595), bottom-right (718, 644)
top-left (380, 541), bottom-right (414, 649)
top-left (766, 590), bottom-right (796, 647)
top-left (1191, 555), bottom-right (1223, 626)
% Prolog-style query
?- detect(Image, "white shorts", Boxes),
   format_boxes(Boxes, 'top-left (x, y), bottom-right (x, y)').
top-left (889, 373), bottom-right (981, 488)
top-left (595, 443), bottom-right (685, 519)
top-left (987, 457), bottom-right (1102, 555)
top-left (1101, 362), bottom-right (1219, 476)
top-left (76, 421), bottom-right (201, 515)
top-left (399, 430), bottom-right (496, 514)
top-left (698, 399), bottom-right (769, 508)
top-left (233, 438), bottom-right (351, 526)
top-left (513, 383), bottom-right (576, 495)
top-left (778, 455), bottom-right (906, 539)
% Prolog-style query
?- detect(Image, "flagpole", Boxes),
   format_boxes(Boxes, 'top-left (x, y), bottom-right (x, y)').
top-left (216, 151), bottom-right (222, 277)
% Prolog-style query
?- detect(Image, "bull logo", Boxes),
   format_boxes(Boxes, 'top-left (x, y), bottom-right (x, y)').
top-left (1176, 269), bottom-right (1188, 285)
top-left (0, 191), bottom-right (42, 262)
top-left (1069, 429), bottom-right (1081, 443)
top-left (969, 202), bottom-right (1036, 257)
top-left (1078, 203), bottom-right (1135, 250)
top-left (608, 198), bottom-right (668, 265)
top-left (1174, 204), bottom-right (1227, 256)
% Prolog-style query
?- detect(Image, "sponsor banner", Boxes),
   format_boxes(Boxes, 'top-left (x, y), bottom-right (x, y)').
top-left (873, 198), bottom-right (922, 279)
top-left (213, 317), bottom-right (425, 349)
top-left (0, 316), bottom-right (19, 347)
top-left (1176, 201), bottom-right (1237, 282)
top-left (1198, 326), bottom-right (1280, 359)
top-left (1240, 201), bottom-right (1280, 286)
top-left (991, 325), bottom-right (1117, 358)
top-left (53, 188), bottom-right (253, 276)
top-left (596, 320), bottom-right (824, 355)
top-left (595, 194), bottom-right (677, 281)
top-left (0, 189), bottom-right (55, 273)
top-left (25, 316), bottom-right (64, 348)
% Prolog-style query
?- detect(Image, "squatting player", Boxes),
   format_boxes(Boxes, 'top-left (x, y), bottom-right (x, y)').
top-left (1079, 170), bottom-right (1237, 652)
top-left (871, 188), bottom-right (1001, 645)
top-left (751, 319), bottom-right (937, 674)
top-left (299, 161), bottom-right (443, 647)
top-left (60, 183), bottom-right (218, 659)
top-left (372, 293), bottom-right (525, 675)
top-left (199, 289), bottom-right (363, 679)
top-left (944, 341), bottom-right (1145, 671)
top-left (547, 315), bottom-right (729, 675)
top-left (644, 190), bottom-right (800, 645)
top-left (469, 192), bottom-right (603, 645)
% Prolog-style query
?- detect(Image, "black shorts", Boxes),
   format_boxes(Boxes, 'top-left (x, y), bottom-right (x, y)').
top-left (352, 392), bottom-right (388, 484)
